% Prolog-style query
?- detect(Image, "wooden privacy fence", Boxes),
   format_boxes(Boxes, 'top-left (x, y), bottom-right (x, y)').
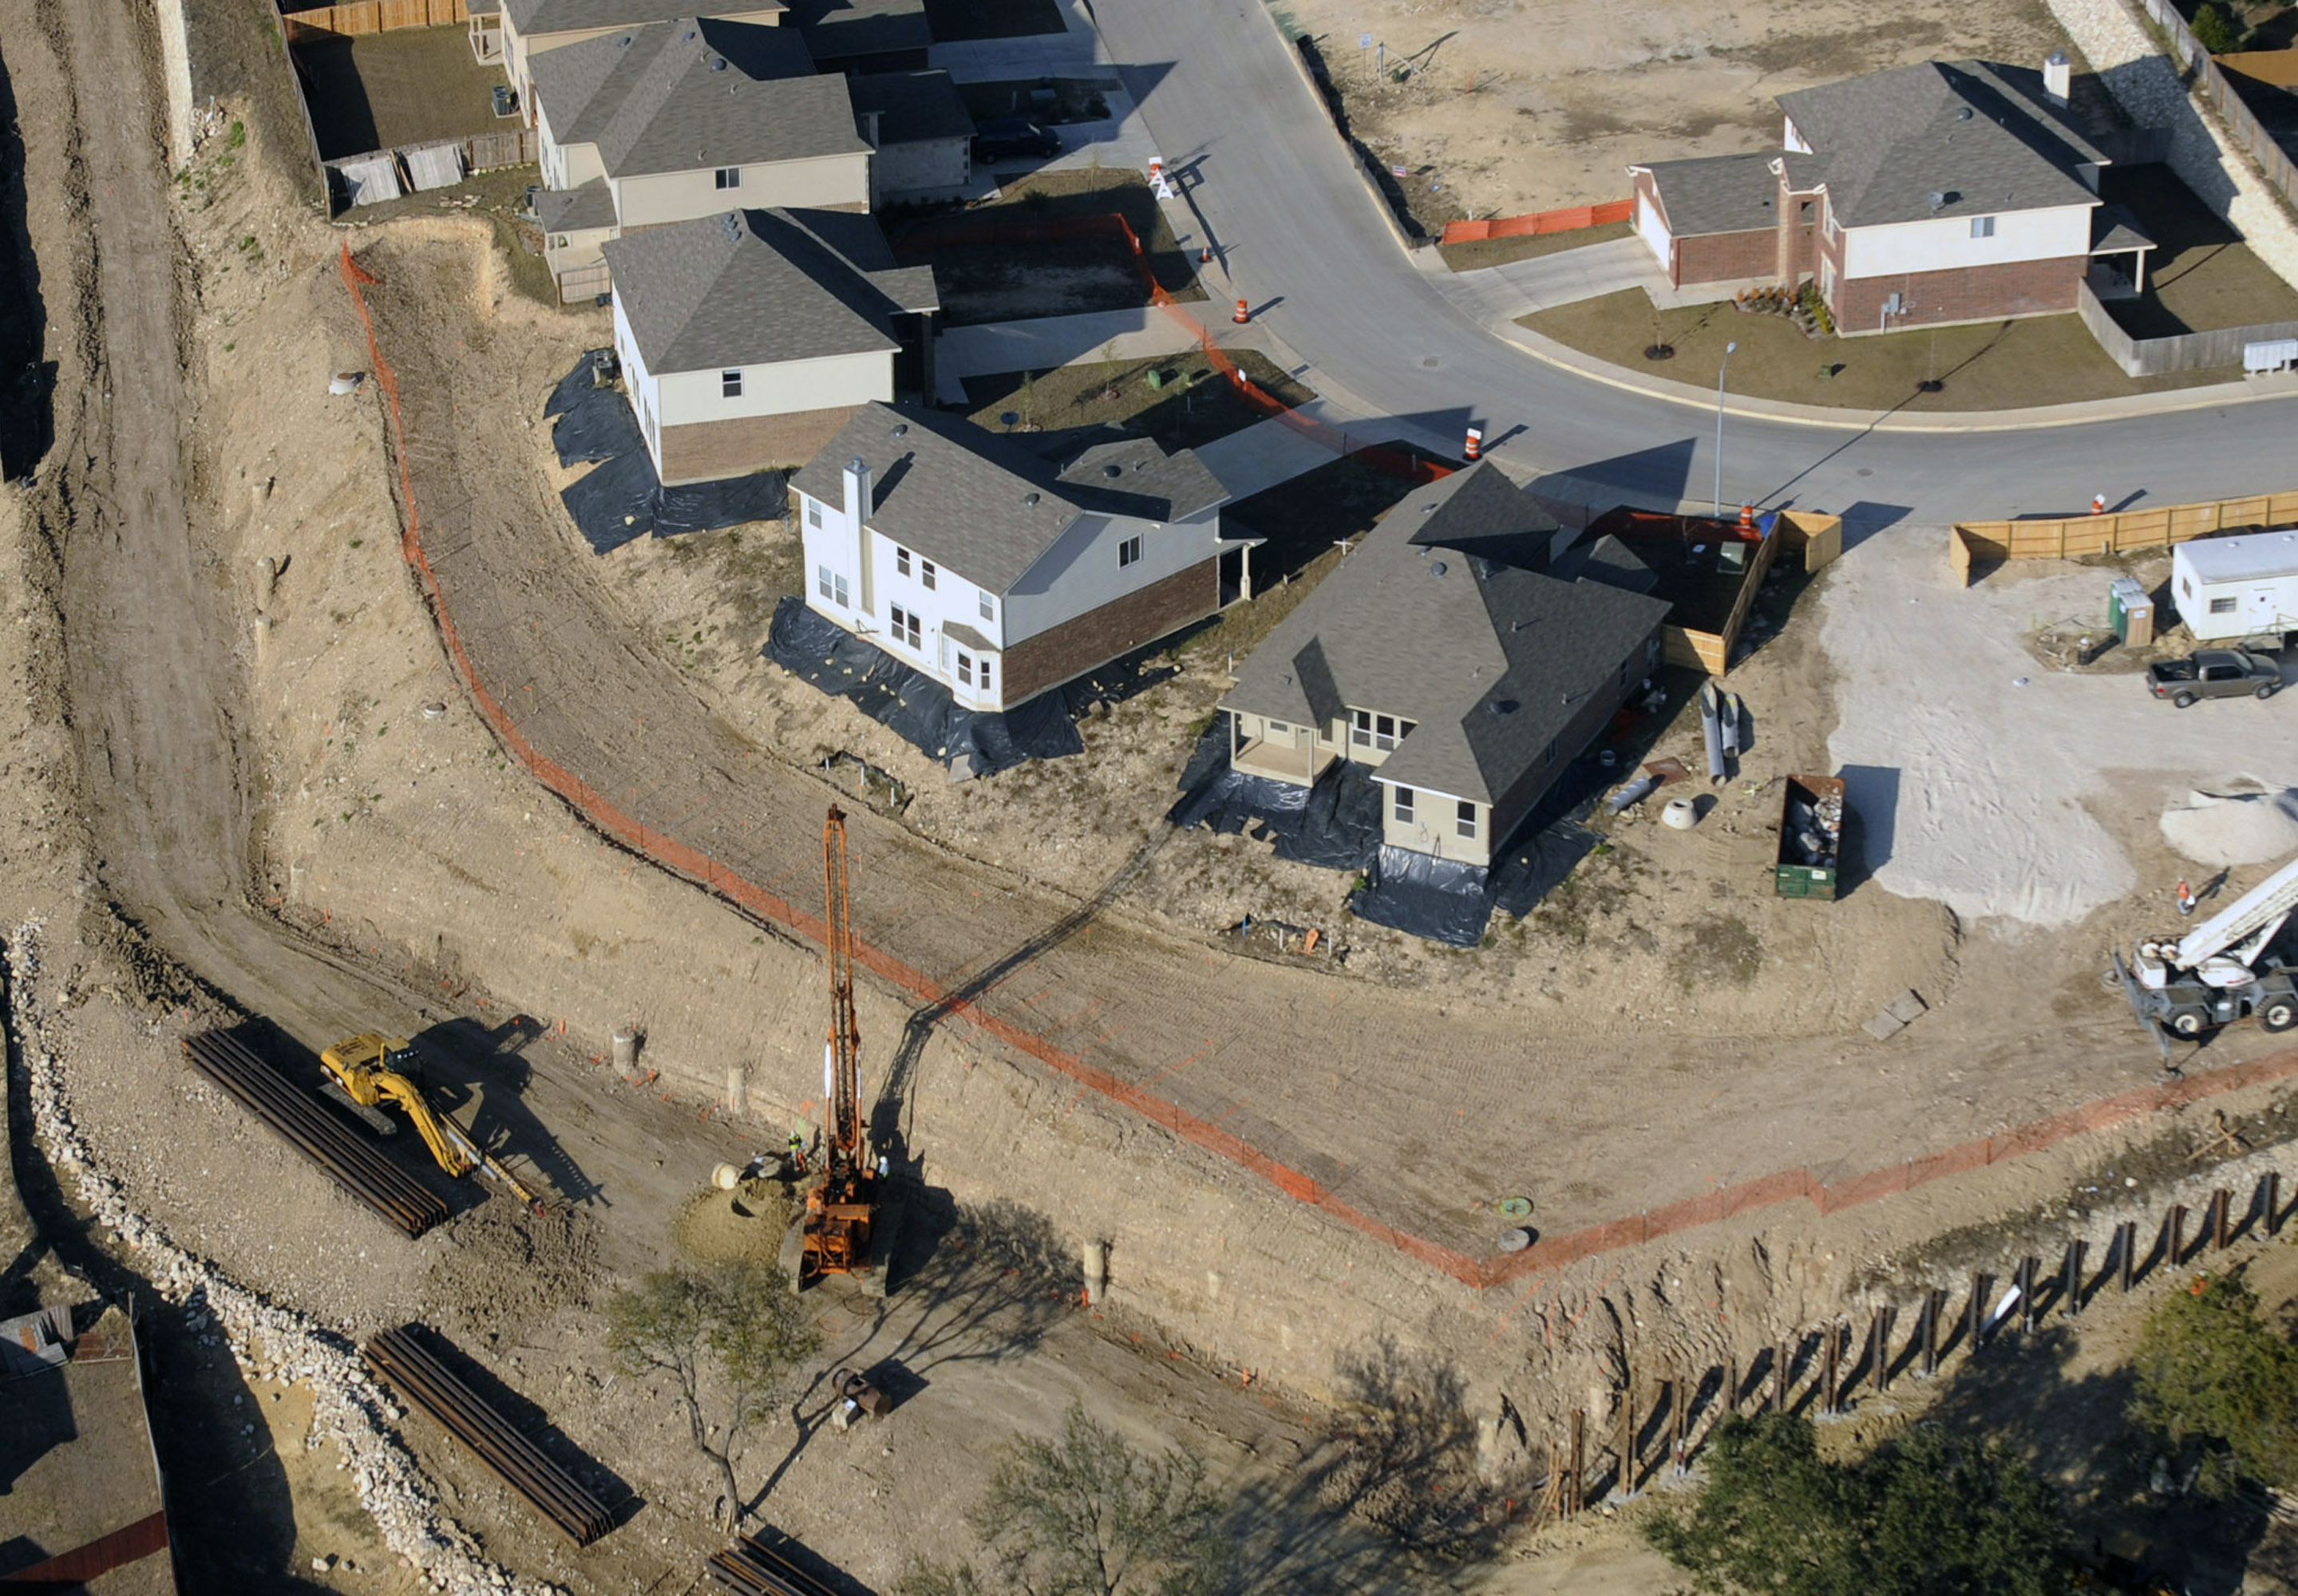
top-left (1439, 198), bottom-right (1633, 247)
top-left (283, 0), bottom-right (471, 41)
top-left (1952, 488), bottom-right (2298, 582)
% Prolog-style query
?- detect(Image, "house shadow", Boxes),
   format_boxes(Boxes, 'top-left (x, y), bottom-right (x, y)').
top-left (1526, 437), bottom-right (1699, 527)
top-left (1836, 764), bottom-right (1900, 889)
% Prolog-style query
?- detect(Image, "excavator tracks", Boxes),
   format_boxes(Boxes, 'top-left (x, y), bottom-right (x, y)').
top-left (182, 1029), bottom-right (449, 1238)
top-left (364, 1325), bottom-right (616, 1546)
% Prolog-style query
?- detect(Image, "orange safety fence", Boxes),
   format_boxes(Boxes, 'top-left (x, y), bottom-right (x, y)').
top-left (1440, 198), bottom-right (1633, 247)
top-left (336, 241), bottom-right (2298, 1296)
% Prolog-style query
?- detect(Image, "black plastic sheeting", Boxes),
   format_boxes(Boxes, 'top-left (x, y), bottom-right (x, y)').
top-left (546, 350), bottom-right (785, 555)
top-left (1169, 714), bottom-right (1610, 946)
top-left (765, 596), bottom-right (1084, 778)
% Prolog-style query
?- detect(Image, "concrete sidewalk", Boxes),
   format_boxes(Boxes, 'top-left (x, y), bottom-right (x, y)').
top-left (1426, 235), bottom-right (1772, 334)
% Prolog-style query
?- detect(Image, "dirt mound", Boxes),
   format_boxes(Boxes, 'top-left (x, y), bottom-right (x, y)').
top-left (670, 1183), bottom-right (795, 1270)
top-left (2160, 787), bottom-right (2298, 867)
top-left (422, 1201), bottom-right (599, 1337)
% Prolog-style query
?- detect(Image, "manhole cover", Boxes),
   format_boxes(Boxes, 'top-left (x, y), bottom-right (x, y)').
top-left (1857, 468), bottom-right (1873, 477)
top-left (1421, 356), bottom-right (1442, 369)
top-left (1496, 1195), bottom-right (1533, 1219)
top-left (1497, 1227), bottom-right (1535, 1252)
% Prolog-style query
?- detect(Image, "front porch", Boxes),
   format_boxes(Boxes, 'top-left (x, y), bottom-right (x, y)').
top-left (1231, 733), bottom-right (1336, 786)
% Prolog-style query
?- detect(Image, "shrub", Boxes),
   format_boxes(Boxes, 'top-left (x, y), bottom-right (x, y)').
top-left (2133, 1270), bottom-right (2298, 1495)
top-left (2193, 2), bottom-right (2245, 53)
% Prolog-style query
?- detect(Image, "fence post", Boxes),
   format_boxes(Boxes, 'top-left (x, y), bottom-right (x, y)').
top-left (2212, 1188), bottom-right (2233, 1251)
top-left (2064, 1239), bottom-right (2086, 1318)
top-left (1871, 1305), bottom-right (1893, 1393)
top-left (1920, 1288), bottom-right (1944, 1377)
top-left (2167, 1205), bottom-right (2188, 1274)
top-left (1567, 1409), bottom-right (1584, 1519)
top-left (1618, 1385), bottom-right (1637, 1501)
top-left (1773, 1337), bottom-right (1792, 1412)
top-left (1821, 1323), bottom-right (1841, 1416)
top-left (1671, 1371), bottom-right (1690, 1476)
top-left (2118, 1221), bottom-right (2138, 1293)
top-left (2017, 1257), bottom-right (2040, 1337)
top-left (1968, 1271), bottom-right (1991, 1352)
top-left (2268, 1171), bottom-right (2284, 1238)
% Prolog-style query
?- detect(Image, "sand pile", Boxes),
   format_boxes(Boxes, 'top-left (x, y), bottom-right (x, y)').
top-left (2161, 788), bottom-right (2298, 867)
top-left (671, 1183), bottom-right (795, 1270)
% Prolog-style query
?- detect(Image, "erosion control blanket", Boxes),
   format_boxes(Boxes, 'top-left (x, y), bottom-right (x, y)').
top-left (1169, 720), bottom-right (1384, 872)
top-left (765, 596), bottom-right (1083, 777)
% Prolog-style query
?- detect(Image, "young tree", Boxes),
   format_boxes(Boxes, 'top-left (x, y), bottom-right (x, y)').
top-left (2192, 2), bottom-right (2246, 54)
top-left (2134, 1270), bottom-right (2298, 1495)
top-left (898, 1403), bottom-right (1228, 1596)
top-left (1644, 1412), bottom-right (2070, 1596)
top-left (604, 1262), bottom-right (819, 1527)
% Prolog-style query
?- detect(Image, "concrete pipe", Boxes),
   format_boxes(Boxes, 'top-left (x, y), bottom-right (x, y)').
top-left (1662, 796), bottom-right (1698, 831)
top-left (252, 613), bottom-right (273, 658)
top-left (1081, 1238), bottom-right (1107, 1305)
top-left (725, 1063), bottom-right (747, 1116)
top-left (254, 555), bottom-right (277, 610)
top-left (712, 1163), bottom-right (741, 1191)
top-left (611, 1029), bottom-right (640, 1072)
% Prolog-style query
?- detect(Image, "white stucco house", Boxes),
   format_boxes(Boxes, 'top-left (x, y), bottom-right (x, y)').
top-left (531, 16), bottom-right (871, 302)
top-left (604, 209), bottom-right (939, 484)
top-left (788, 403), bottom-right (1248, 712)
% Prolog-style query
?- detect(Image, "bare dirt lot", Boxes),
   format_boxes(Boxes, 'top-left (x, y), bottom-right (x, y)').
top-left (1268, 0), bottom-right (2079, 221)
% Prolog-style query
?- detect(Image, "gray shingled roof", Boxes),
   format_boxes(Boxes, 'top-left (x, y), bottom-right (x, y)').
top-left (789, 403), bottom-right (1227, 593)
top-left (503, 0), bottom-right (784, 38)
top-left (1222, 464), bottom-right (1669, 806)
top-left (1635, 152), bottom-right (1780, 238)
top-left (781, 0), bottom-right (931, 59)
top-left (537, 176), bottom-right (619, 231)
top-left (848, 69), bottom-right (975, 146)
top-left (604, 207), bottom-right (936, 371)
top-left (1776, 59), bottom-right (2105, 227)
top-left (531, 16), bottom-right (866, 179)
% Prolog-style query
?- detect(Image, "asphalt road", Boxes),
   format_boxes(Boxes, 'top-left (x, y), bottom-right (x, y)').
top-left (1094, 0), bottom-right (2298, 527)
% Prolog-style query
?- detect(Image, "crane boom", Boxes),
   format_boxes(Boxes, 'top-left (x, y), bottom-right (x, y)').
top-left (2177, 855), bottom-right (2298, 967)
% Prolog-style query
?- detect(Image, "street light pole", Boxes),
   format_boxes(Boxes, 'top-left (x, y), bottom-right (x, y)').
top-left (1712, 340), bottom-right (1738, 521)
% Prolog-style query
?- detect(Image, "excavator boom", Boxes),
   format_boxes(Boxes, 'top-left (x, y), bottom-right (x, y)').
top-left (320, 1033), bottom-right (544, 1211)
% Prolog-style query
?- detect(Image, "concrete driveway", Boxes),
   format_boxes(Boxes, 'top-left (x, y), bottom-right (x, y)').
top-left (1090, 0), bottom-right (2298, 528)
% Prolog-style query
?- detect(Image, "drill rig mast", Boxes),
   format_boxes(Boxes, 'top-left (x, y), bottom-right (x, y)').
top-left (797, 806), bottom-right (880, 1287)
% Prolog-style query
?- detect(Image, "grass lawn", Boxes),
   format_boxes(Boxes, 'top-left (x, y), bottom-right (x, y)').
top-left (962, 352), bottom-right (1315, 453)
top-left (1523, 289), bottom-right (2233, 411)
top-left (920, 0), bottom-right (1066, 41)
top-left (295, 26), bottom-right (511, 160)
top-left (2099, 164), bottom-right (2298, 338)
top-left (1437, 220), bottom-right (1635, 273)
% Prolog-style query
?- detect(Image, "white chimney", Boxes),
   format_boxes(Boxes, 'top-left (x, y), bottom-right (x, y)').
top-left (842, 456), bottom-right (872, 524)
top-left (2043, 49), bottom-right (2071, 106)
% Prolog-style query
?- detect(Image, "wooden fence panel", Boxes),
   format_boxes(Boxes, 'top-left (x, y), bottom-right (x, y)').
top-left (1953, 488), bottom-right (2298, 581)
top-left (282, 0), bottom-right (466, 39)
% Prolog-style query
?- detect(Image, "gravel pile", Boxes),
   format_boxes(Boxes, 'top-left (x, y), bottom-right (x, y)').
top-left (5, 919), bottom-right (562, 1596)
top-left (2160, 787), bottom-right (2298, 868)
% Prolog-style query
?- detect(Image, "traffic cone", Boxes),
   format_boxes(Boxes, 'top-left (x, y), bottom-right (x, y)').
top-left (1463, 427), bottom-right (1482, 461)
top-left (1233, 298), bottom-right (1249, 324)
top-left (1738, 504), bottom-right (1754, 532)
top-left (2092, 494), bottom-right (2107, 515)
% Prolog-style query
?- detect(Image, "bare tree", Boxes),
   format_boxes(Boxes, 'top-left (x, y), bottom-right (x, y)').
top-left (605, 1263), bottom-right (818, 1527)
top-left (899, 1403), bottom-right (1228, 1596)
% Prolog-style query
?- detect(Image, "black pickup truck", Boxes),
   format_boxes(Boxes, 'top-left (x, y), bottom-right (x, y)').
top-left (2146, 649), bottom-right (2283, 706)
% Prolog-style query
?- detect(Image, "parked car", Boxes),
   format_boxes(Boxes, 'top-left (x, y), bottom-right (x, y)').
top-left (2146, 648), bottom-right (2283, 706)
top-left (973, 118), bottom-right (1061, 163)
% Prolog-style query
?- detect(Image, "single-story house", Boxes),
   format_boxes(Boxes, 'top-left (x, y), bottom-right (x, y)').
top-left (2173, 530), bottom-right (2298, 640)
top-left (1629, 56), bottom-right (2150, 334)
top-left (789, 403), bottom-right (1247, 711)
top-left (850, 70), bottom-right (976, 203)
top-left (532, 17), bottom-right (870, 301)
top-left (494, 0), bottom-right (787, 111)
top-left (604, 208), bottom-right (940, 484)
top-left (781, 0), bottom-right (931, 73)
top-left (1220, 464), bottom-right (1671, 868)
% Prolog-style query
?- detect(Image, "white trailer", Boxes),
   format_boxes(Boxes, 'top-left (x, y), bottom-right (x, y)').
top-left (2173, 529), bottom-right (2298, 642)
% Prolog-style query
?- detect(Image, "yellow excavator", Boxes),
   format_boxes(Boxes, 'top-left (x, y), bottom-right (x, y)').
top-left (319, 1033), bottom-right (545, 1213)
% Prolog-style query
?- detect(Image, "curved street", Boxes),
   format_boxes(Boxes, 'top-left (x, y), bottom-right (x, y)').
top-left (1095, 0), bottom-right (2298, 524)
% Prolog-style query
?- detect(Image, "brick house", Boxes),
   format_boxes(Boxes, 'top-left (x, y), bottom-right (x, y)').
top-left (1630, 57), bottom-right (2151, 334)
top-left (789, 403), bottom-right (1245, 713)
top-left (530, 18), bottom-right (871, 302)
top-left (1220, 464), bottom-right (1670, 869)
top-left (603, 208), bottom-right (939, 484)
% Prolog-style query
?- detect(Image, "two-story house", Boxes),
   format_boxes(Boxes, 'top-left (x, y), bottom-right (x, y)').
top-left (789, 403), bottom-right (1244, 712)
top-left (495, 0), bottom-right (786, 113)
top-left (1220, 464), bottom-right (1670, 869)
top-left (1629, 57), bottom-right (2150, 333)
top-left (604, 208), bottom-right (939, 484)
top-left (531, 17), bottom-right (871, 301)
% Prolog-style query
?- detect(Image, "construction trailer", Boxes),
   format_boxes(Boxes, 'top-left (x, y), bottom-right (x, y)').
top-left (2172, 529), bottom-right (2298, 642)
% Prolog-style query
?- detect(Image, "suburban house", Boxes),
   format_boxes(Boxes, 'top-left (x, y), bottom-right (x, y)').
top-left (1220, 464), bottom-right (1670, 869)
top-left (789, 403), bottom-right (1244, 712)
top-left (603, 208), bottom-right (939, 484)
top-left (850, 71), bottom-right (977, 203)
top-left (531, 17), bottom-right (871, 301)
top-left (782, 0), bottom-right (932, 74)
top-left (493, 0), bottom-right (787, 110)
top-left (1629, 56), bottom-right (2151, 333)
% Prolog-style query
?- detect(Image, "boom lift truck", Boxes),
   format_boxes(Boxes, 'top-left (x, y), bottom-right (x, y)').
top-left (2114, 852), bottom-right (2298, 1063)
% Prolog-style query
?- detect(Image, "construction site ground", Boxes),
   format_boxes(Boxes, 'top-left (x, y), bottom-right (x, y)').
top-left (11, 0), bottom-right (2298, 1589)
top-left (1268, 0), bottom-right (2081, 223)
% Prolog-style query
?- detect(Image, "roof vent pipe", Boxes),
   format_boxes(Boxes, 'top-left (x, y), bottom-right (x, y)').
top-left (2043, 49), bottom-right (2071, 105)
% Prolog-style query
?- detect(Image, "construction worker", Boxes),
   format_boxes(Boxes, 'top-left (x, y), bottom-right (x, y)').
top-left (2177, 879), bottom-right (2197, 918)
top-left (785, 1131), bottom-right (808, 1177)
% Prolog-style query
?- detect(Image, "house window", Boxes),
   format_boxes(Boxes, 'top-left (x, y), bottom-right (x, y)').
top-left (1456, 800), bottom-right (1477, 840)
top-left (806, 499), bottom-right (822, 528)
top-left (1351, 709), bottom-right (1414, 752)
top-left (896, 547), bottom-right (912, 577)
top-left (1266, 720), bottom-right (1290, 736)
top-left (920, 559), bottom-right (937, 591)
top-left (714, 167), bottom-right (741, 190)
top-left (2210, 597), bottom-right (2238, 614)
top-left (888, 605), bottom-right (922, 648)
top-left (817, 566), bottom-right (849, 607)
top-left (1392, 786), bottom-right (1415, 826)
top-left (1970, 215), bottom-right (1995, 239)
top-left (979, 658), bottom-right (993, 693)
top-left (721, 369), bottom-right (742, 398)
top-left (956, 651), bottom-right (973, 686)
top-left (979, 591), bottom-right (996, 622)
top-left (1118, 535), bottom-right (1143, 569)
top-left (1825, 210), bottom-right (1839, 242)
top-left (551, 233), bottom-right (568, 249)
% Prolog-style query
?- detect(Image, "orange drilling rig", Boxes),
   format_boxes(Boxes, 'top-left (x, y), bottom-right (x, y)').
top-left (793, 805), bottom-right (888, 1293)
